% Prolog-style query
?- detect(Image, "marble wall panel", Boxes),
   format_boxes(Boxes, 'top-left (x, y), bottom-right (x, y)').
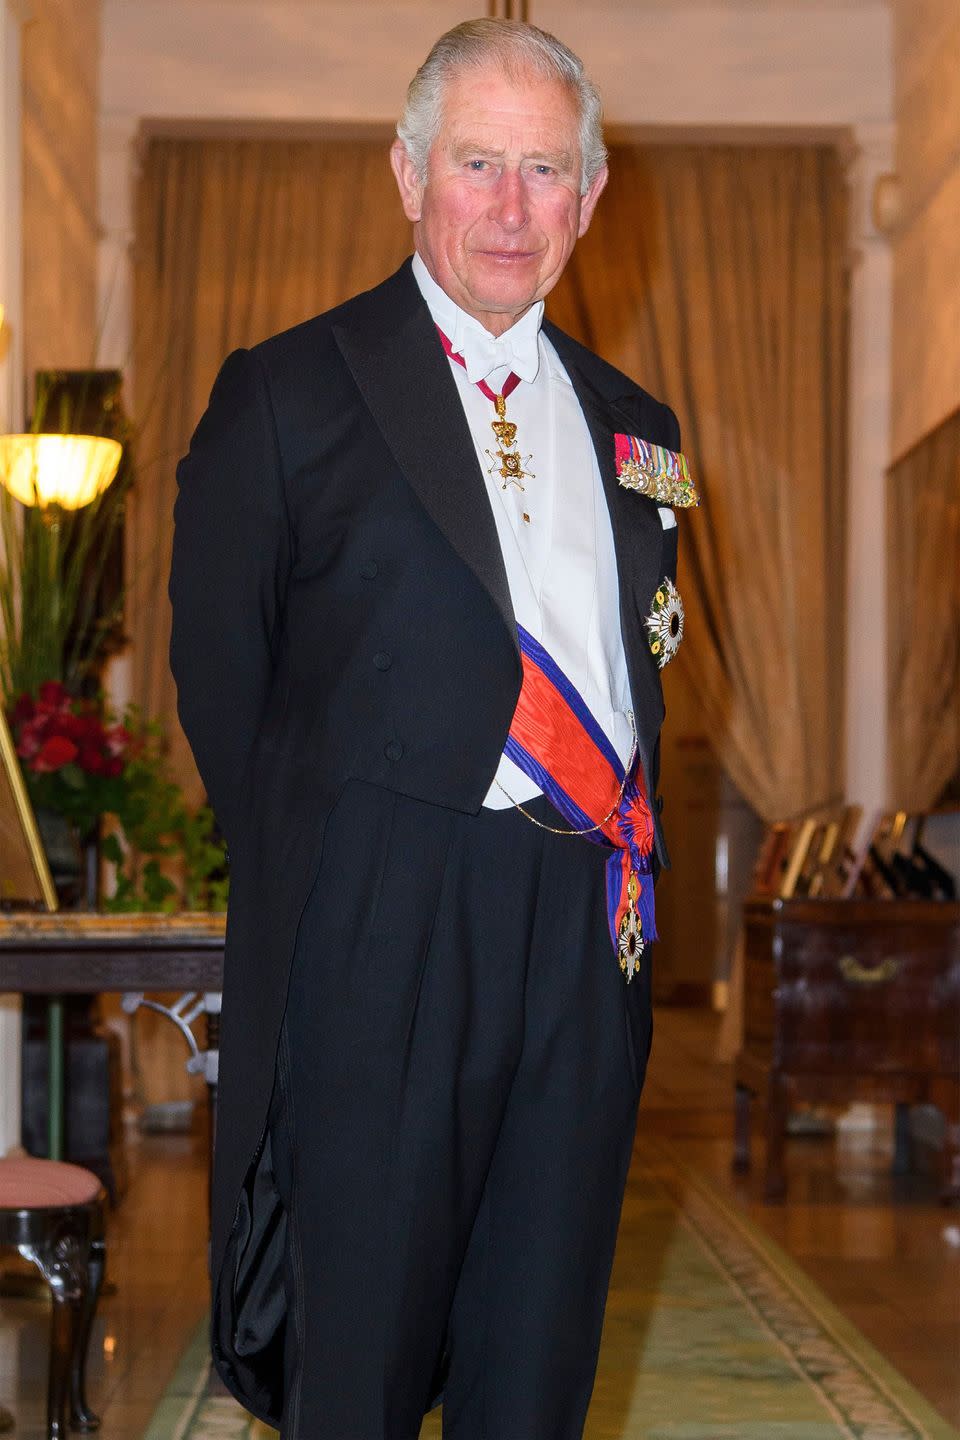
top-left (892, 164), bottom-right (960, 461)
top-left (22, 0), bottom-right (100, 388)
top-left (892, 0), bottom-right (960, 458)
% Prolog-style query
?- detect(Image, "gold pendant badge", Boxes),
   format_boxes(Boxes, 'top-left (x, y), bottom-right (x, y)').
top-left (485, 393), bottom-right (534, 492)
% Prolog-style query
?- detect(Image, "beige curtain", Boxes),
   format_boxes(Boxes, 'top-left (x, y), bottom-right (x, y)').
top-left (551, 145), bottom-right (848, 821)
top-left (888, 408), bottom-right (960, 808)
top-left (133, 138), bottom-right (847, 819)
top-left (131, 135), bottom-right (411, 796)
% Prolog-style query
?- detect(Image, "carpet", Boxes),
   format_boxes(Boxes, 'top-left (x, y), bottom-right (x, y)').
top-left (144, 1142), bottom-right (958, 1440)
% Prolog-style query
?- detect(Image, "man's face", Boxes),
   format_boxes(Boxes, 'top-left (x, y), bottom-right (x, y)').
top-left (391, 63), bottom-right (607, 336)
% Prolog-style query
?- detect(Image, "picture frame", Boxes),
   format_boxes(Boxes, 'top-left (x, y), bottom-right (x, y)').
top-left (0, 705), bottom-right (58, 911)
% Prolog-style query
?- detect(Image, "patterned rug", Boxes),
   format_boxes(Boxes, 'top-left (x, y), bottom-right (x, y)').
top-left (144, 1142), bottom-right (958, 1440)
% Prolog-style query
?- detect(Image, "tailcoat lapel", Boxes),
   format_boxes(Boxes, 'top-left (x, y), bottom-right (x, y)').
top-left (331, 261), bottom-right (518, 657)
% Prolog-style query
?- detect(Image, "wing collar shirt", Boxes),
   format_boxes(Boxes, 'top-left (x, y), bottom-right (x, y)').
top-left (412, 251), bottom-right (634, 809)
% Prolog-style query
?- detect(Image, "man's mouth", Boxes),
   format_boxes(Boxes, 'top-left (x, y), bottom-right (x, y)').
top-left (476, 249), bottom-right (538, 263)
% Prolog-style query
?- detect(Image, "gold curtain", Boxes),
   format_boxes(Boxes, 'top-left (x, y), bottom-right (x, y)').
top-left (887, 408), bottom-right (960, 808)
top-left (133, 138), bottom-right (847, 818)
top-left (131, 135), bottom-right (411, 797)
top-left (552, 145), bottom-right (848, 821)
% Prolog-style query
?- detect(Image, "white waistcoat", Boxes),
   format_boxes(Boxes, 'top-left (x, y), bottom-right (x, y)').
top-left (412, 253), bottom-right (634, 809)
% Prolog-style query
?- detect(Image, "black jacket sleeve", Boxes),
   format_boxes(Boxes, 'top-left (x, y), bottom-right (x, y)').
top-left (168, 347), bottom-right (292, 845)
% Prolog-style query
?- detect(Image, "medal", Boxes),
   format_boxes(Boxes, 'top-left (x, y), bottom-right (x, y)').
top-left (485, 393), bottom-right (535, 491)
top-left (645, 578), bottom-right (685, 668)
top-left (437, 327), bottom-right (535, 494)
top-left (618, 871), bottom-right (645, 981)
top-left (615, 432), bottom-right (699, 508)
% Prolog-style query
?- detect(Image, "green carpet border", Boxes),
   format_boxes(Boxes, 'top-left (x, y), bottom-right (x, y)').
top-left (650, 1138), bottom-right (959, 1440)
top-left (140, 1317), bottom-right (210, 1440)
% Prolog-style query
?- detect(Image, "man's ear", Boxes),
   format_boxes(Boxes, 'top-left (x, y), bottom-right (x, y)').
top-left (577, 163), bottom-right (609, 238)
top-left (391, 139), bottom-right (424, 223)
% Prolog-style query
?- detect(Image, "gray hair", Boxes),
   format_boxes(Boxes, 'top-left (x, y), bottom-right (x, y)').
top-left (396, 19), bottom-right (607, 196)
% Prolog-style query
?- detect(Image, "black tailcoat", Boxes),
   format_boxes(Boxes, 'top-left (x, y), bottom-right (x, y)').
top-left (169, 257), bottom-right (681, 1424)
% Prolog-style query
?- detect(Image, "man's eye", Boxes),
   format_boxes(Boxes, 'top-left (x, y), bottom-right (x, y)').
top-left (534, 165), bottom-right (555, 176)
top-left (467, 159), bottom-right (488, 172)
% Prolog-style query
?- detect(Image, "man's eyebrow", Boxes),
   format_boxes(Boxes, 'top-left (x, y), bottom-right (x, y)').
top-left (528, 149), bottom-right (574, 171)
top-left (450, 141), bottom-right (505, 162)
top-left (450, 141), bottom-right (575, 171)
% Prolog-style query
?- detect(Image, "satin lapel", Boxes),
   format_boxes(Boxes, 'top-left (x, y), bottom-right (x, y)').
top-left (331, 266), bottom-right (517, 655)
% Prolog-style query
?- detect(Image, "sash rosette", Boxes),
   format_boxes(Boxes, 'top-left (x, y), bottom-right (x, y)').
top-left (503, 626), bottom-right (657, 978)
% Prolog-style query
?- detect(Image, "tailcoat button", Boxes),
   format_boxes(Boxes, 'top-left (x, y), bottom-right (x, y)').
top-left (384, 740), bottom-right (404, 762)
top-left (359, 559), bottom-right (378, 579)
top-left (373, 651), bottom-right (392, 671)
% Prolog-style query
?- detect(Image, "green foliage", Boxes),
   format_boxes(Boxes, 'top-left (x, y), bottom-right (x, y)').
top-left (96, 714), bottom-right (229, 913)
top-left (0, 471), bottom-right (130, 703)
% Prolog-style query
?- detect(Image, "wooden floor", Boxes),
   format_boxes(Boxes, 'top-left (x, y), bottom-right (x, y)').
top-left (2, 1005), bottom-right (958, 1436)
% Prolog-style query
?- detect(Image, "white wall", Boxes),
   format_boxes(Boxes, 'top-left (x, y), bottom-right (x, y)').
top-left (101, 0), bottom-right (892, 128)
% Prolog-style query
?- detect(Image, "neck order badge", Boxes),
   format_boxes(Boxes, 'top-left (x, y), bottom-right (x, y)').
top-left (437, 327), bottom-right (535, 494)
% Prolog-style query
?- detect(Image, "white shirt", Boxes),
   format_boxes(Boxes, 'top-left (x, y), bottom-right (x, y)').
top-left (412, 252), bottom-right (635, 809)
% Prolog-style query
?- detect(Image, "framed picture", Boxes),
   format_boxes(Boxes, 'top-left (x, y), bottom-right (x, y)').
top-left (779, 817), bottom-right (819, 899)
top-left (752, 822), bottom-right (794, 896)
top-left (0, 705), bottom-right (57, 911)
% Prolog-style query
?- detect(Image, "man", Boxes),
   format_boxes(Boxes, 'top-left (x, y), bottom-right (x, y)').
top-left (170, 19), bottom-right (695, 1440)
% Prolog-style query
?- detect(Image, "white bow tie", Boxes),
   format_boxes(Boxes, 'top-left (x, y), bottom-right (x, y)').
top-left (451, 312), bottom-right (542, 386)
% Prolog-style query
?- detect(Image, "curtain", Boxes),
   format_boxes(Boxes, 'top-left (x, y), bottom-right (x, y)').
top-left (133, 138), bottom-right (847, 817)
top-left (551, 145), bottom-right (848, 822)
top-left (131, 135), bottom-right (411, 796)
top-left (887, 408), bottom-right (960, 808)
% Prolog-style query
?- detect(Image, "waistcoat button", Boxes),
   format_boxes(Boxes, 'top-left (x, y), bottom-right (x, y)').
top-left (384, 740), bottom-right (404, 762)
top-left (373, 651), bottom-right (392, 671)
top-left (359, 559), bottom-right (378, 579)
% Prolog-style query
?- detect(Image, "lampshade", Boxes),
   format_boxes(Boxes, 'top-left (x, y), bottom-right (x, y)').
top-left (0, 433), bottom-right (122, 510)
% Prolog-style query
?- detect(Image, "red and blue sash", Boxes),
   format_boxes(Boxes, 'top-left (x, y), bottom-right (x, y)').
top-left (504, 626), bottom-right (657, 973)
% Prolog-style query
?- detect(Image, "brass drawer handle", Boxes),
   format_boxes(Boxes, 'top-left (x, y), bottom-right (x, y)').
top-left (838, 954), bottom-right (901, 985)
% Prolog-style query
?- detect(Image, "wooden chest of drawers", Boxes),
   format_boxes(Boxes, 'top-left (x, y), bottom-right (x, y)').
top-left (733, 897), bottom-right (960, 1200)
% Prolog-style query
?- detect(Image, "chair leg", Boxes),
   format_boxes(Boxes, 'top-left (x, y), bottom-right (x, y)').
top-left (23, 1231), bottom-right (85, 1440)
top-left (46, 1263), bottom-right (76, 1440)
top-left (70, 1236), bottom-right (104, 1431)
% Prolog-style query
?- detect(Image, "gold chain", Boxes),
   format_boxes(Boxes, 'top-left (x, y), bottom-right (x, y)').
top-left (494, 711), bottom-right (639, 837)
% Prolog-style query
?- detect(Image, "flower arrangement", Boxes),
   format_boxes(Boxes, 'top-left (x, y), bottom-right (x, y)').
top-left (13, 682), bottom-right (130, 823)
top-left (9, 681), bottom-right (228, 912)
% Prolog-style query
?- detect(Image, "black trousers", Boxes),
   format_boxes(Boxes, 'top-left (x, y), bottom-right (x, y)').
top-left (269, 779), bottom-right (653, 1440)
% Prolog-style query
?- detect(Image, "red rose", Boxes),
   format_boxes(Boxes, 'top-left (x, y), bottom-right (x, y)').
top-left (103, 756), bottom-right (123, 778)
top-left (77, 744), bottom-right (107, 775)
top-left (15, 717), bottom-right (46, 760)
top-left (56, 712), bottom-right (87, 741)
top-left (37, 680), bottom-right (70, 709)
top-left (33, 735), bottom-right (79, 772)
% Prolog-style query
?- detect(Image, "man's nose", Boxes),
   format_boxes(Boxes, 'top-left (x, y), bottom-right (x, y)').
top-left (491, 169), bottom-right (528, 231)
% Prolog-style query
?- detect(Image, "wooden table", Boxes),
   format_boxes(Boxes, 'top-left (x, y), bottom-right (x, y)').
top-left (0, 912), bottom-right (225, 1179)
top-left (733, 897), bottom-right (960, 1201)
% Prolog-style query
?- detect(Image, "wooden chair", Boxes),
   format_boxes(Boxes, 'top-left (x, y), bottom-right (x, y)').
top-left (0, 1157), bottom-right (106, 1437)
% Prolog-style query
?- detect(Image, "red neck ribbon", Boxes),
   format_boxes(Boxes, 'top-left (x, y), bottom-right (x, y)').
top-left (435, 326), bottom-right (521, 406)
